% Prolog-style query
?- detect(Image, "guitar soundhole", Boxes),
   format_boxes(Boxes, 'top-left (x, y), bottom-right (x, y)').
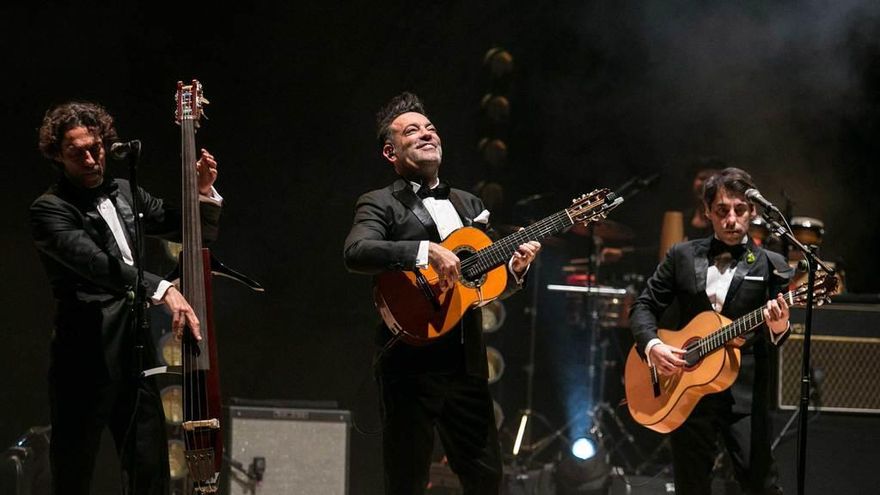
top-left (454, 246), bottom-right (486, 288)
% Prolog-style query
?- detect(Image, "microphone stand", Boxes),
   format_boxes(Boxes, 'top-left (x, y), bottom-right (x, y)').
top-left (760, 207), bottom-right (834, 495)
top-left (120, 141), bottom-right (150, 493)
top-left (614, 172), bottom-right (661, 202)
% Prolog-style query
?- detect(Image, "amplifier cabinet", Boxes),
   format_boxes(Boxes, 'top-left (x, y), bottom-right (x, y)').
top-left (778, 304), bottom-right (880, 413)
top-left (226, 405), bottom-right (351, 495)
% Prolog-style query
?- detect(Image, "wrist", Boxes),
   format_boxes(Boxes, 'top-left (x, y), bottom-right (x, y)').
top-left (768, 320), bottom-right (789, 334)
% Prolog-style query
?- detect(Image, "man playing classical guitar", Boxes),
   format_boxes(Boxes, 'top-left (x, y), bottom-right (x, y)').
top-left (629, 167), bottom-right (793, 495)
top-left (344, 92), bottom-right (540, 494)
top-left (30, 101), bottom-right (221, 495)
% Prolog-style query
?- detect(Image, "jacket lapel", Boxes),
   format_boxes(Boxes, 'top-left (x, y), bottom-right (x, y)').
top-left (391, 179), bottom-right (442, 243)
top-left (447, 190), bottom-right (475, 228)
top-left (111, 182), bottom-right (137, 249)
top-left (722, 241), bottom-right (761, 315)
top-left (692, 237), bottom-right (710, 295)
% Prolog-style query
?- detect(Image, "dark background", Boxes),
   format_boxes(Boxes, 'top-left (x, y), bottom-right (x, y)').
top-left (3, 1), bottom-right (879, 493)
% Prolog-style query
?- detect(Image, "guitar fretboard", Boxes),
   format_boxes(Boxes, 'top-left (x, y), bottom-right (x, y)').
top-left (694, 289), bottom-right (796, 358)
top-left (460, 210), bottom-right (573, 279)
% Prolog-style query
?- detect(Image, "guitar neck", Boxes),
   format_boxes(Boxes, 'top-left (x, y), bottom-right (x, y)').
top-left (698, 288), bottom-right (796, 357)
top-left (461, 209), bottom-right (573, 279)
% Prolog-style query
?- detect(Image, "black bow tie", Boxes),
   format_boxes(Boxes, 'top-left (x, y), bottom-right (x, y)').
top-left (417, 182), bottom-right (450, 200)
top-left (708, 237), bottom-right (746, 260)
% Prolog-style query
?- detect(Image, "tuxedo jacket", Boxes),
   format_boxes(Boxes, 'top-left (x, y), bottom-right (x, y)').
top-left (30, 177), bottom-right (221, 381)
top-left (344, 178), bottom-right (519, 378)
top-left (629, 236), bottom-right (793, 414)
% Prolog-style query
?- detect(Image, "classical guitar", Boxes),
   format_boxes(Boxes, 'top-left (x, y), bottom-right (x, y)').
top-left (624, 272), bottom-right (837, 433)
top-left (176, 80), bottom-right (223, 494)
top-left (374, 188), bottom-right (623, 346)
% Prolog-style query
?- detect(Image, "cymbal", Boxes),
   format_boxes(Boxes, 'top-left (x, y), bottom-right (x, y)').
top-left (570, 219), bottom-right (635, 242)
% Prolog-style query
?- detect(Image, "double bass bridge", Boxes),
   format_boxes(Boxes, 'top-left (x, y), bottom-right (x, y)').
top-left (182, 418), bottom-right (221, 431)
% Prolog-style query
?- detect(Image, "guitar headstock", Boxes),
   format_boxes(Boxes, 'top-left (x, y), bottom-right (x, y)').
top-left (790, 272), bottom-right (839, 307)
top-left (175, 80), bottom-right (209, 128)
top-left (566, 188), bottom-right (624, 228)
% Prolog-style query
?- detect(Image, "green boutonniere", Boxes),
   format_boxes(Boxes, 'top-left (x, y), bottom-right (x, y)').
top-left (746, 249), bottom-right (756, 264)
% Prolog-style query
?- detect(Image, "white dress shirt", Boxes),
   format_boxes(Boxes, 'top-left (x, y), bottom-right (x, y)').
top-left (94, 185), bottom-right (222, 304)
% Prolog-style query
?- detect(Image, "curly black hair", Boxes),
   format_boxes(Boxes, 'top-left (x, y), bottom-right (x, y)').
top-left (375, 92), bottom-right (428, 147)
top-left (38, 101), bottom-right (118, 161)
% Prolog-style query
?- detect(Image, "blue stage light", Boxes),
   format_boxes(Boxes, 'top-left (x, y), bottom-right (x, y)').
top-left (571, 437), bottom-right (596, 460)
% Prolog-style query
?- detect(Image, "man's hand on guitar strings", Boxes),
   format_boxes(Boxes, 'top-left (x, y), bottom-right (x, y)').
top-left (763, 292), bottom-right (790, 335)
top-left (649, 342), bottom-right (687, 376)
top-left (511, 240), bottom-right (541, 275)
top-left (428, 242), bottom-right (461, 291)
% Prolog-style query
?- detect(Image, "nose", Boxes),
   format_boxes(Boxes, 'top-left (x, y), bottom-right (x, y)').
top-left (722, 210), bottom-right (740, 226)
top-left (83, 150), bottom-right (98, 167)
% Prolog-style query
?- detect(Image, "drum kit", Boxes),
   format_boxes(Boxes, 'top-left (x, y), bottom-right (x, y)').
top-left (751, 215), bottom-right (844, 293)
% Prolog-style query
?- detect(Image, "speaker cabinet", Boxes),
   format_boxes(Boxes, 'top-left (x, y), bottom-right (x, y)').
top-left (778, 304), bottom-right (880, 413)
top-left (226, 404), bottom-right (351, 495)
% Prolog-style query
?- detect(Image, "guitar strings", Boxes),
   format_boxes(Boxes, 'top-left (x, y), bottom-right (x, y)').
top-left (460, 198), bottom-right (603, 275)
top-left (691, 284), bottom-right (809, 358)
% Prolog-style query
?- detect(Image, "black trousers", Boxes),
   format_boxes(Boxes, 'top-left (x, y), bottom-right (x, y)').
top-left (378, 372), bottom-right (502, 495)
top-left (670, 395), bottom-right (781, 495)
top-left (49, 357), bottom-right (169, 495)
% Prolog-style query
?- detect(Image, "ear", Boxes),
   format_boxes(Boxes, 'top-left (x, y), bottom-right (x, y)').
top-left (382, 143), bottom-right (396, 163)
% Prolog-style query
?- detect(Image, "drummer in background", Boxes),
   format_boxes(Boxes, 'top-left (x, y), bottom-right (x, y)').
top-left (684, 162), bottom-right (722, 240)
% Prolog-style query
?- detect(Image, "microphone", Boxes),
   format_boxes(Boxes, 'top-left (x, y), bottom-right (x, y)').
top-left (636, 172), bottom-right (661, 188)
top-left (515, 192), bottom-right (553, 206)
top-left (109, 140), bottom-right (141, 160)
top-left (744, 188), bottom-right (779, 211)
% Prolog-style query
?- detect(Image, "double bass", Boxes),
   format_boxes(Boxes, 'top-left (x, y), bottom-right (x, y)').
top-left (175, 80), bottom-right (222, 493)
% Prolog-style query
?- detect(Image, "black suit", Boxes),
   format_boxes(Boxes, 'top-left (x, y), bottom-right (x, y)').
top-left (630, 237), bottom-right (792, 495)
top-left (30, 177), bottom-right (220, 495)
top-left (344, 178), bottom-right (518, 494)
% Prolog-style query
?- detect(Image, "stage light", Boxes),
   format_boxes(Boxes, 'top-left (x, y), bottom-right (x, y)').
top-left (168, 439), bottom-right (188, 479)
top-left (478, 138), bottom-right (508, 167)
top-left (486, 346), bottom-right (506, 384)
top-left (571, 437), bottom-right (596, 460)
top-left (158, 332), bottom-right (182, 366)
top-left (493, 399), bottom-right (505, 430)
top-left (480, 94), bottom-right (510, 124)
top-left (512, 413), bottom-right (528, 456)
top-left (556, 439), bottom-right (611, 495)
top-left (474, 181), bottom-right (505, 212)
top-left (483, 47), bottom-right (514, 78)
top-left (160, 385), bottom-right (183, 425)
top-left (481, 300), bottom-right (506, 333)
